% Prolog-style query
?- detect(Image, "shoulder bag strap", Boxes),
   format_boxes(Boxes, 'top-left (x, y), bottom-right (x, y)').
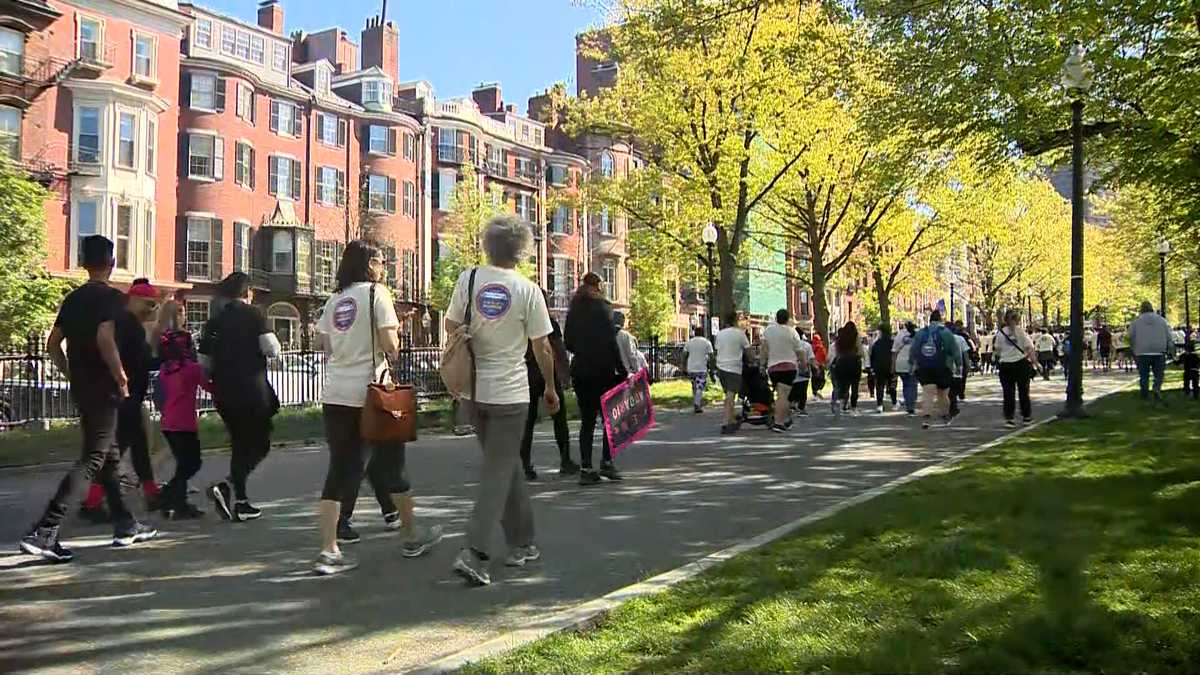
top-left (466, 268), bottom-right (478, 404)
top-left (369, 283), bottom-right (378, 382)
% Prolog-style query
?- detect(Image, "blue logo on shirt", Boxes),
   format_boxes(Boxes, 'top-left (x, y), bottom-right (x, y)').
top-left (332, 297), bottom-right (357, 331)
top-left (475, 284), bottom-right (512, 319)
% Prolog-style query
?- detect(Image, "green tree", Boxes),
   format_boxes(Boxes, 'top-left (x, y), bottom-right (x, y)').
top-left (627, 269), bottom-right (675, 341)
top-left (0, 163), bottom-right (70, 344)
top-left (431, 164), bottom-right (502, 311)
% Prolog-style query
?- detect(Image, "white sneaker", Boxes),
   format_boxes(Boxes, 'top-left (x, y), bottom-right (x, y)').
top-left (875, 405), bottom-right (884, 414)
top-left (313, 550), bottom-right (357, 576)
top-left (401, 524), bottom-right (444, 558)
top-left (453, 548), bottom-right (491, 586)
top-left (504, 544), bottom-right (542, 568)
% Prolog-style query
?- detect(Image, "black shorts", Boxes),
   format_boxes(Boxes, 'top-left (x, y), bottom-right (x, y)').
top-left (768, 369), bottom-right (797, 387)
top-left (717, 370), bottom-right (743, 393)
top-left (916, 368), bottom-right (953, 390)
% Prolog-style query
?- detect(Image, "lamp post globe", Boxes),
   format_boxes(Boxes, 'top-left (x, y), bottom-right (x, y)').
top-left (1059, 40), bottom-right (1092, 419)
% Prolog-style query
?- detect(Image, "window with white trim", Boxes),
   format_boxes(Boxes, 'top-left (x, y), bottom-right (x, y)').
top-left (368, 124), bottom-right (393, 154)
top-left (236, 83), bottom-right (254, 123)
top-left (195, 18), bottom-right (212, 49)
top-left (363, 79), bottom-right (389, 107)
top-left (76, 105), bottom-right (100, 163)
top-left (190, 73), bottom-right (216, 110)
top-left (268, 155), bottom-right (301, 200)
top-left (115, 204), bottom-right (132, 270)
top-left (272, 43), bottom-right (288, 71)
top-left (188, 133), bottom-right (223, 180)
top-left (220, 26), bottom-right (235, 55)
top-left (317, 113), bottom-right (343, 147)
top-left (116, 112), bottom-right (135, 169)
top-left (145, 118), bottom-right (155, 174)
top-left (233, 221), bottom-right (250, 272)
top-left (0, 28), bottom-right (24, 76)
top-left (600, 150), bottom-right (614, 178)
top-left (133, 34), bottom-right (154, 78)
top-left (272, 230), bottom-right (292, 272)
top-left (75, 200), bottom-right (98, 268)
top-left (268, 302), bottom-right (300, 348)
top-left (250, 35), bottom-right (265, 64)
top-left (143, 206), bottom-right (154, 274)
top-left (315, 68), bottom-right (328, 94)
top-left (403, 132), bottom-right (416, 161)
top-left (600, 259), bottom-right (616, 300)
top-left (515, 193), bottom-right (535, 222)
top-left (402, 180), bottom-right (415, 217)
top-left (367, 174), bottom-right (396, 213)
top-left (270, 99), bottom-right (301, 137)
top-left (78, 16), bottom-right (102, 62)
top-left (316, 166), bottom-right (345, 206)
top-left (234, 31), bottom-right (250, 60)
top-left (551, 205), bottom-right (572, 234)
top-left (599, 206), bottom-right (612, 235)
top-left (234, 141), bottom-right (254, 188)
top-left (186, 217), bottom-right (212, 279)
top-left (0, 106), bottom-right (19, 160)
top-left (185, 299), bottom-right (209, 335)
top-left (315, 241), bottom-right (337, 294)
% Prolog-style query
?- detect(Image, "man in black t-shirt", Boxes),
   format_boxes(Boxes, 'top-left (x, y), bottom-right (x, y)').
top-left (20, 236), bottom-right (158, 563)
top-left (199, 272), bottom-right (281, 523)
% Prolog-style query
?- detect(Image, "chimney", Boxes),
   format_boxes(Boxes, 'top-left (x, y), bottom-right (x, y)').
top-left (472, 83), bottom-right (502, 114)
top-left (257, 0), bottom-right (284, 35)
top-left (361, 16), bottom-right (399, 82)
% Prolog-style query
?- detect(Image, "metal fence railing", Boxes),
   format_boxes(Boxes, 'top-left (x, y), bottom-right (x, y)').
top-left (0, 342), bottom-right (450, 429)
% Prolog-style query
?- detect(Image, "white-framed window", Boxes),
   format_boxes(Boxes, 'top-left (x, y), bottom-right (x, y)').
top-left (236, 83), bottom-right (254, 123)
top-left (272, 230), bottom-right (292, 272)
top-left (190, 72), bottom-right (216, 110)
top-left (551, 205), bottom-right (571, 234)
top-left (187, 133), bottom-right (223, 180)
top-left (296, 233), bottom-right (310, 279)
top-left (315, 240), bottom-right (337, 294)
top-left (116, 112), bottom-right (136, 169)
top-left (368, 125), bottom-right (393, 154)
top-left (133, 34), bottom-right (155, 78)
top-left (74, 199), bottom-right (99, 268)
top-left (145, 118), bottom-right (155, 174)
top-left (521, 125), bottom-right (530, 142)
top-left (367, 174), bottom-right (396, 213)
top-left (600, 150), bottom-right (614, 178)
top-left (78, 16), bottom-right (103, 62)
top-left (269, 155), bottom-right (301, 200)
top-left (186, 216), bottom-right (212, 280)
top-left (220, 26), bottom-right (235, 55)
top-left (234, 141), bottom-right (254, 188)
top-left (315, 68), bottom-right (329, 94)
top-left (270, 99), bottom-right (301, 137)
top-left (402, 180), bottom-right (415, 217)
top-left (0, 27), bottom-right (24, 75)
top-left (549, 257), bottom-right (575, 304)
top-left (534, 128), bottom-right (544, 147)
top-left (250, 36), bottom-right (265, 64)
top-left (403, 132), bottom-right (416, 161)
top-left (437, 168), bottom-right (455, 210)
top-left (194, 18), bottom-right (212, 49)
top-left (600, 259), bottom-right (617, 300)
top-left (515, 193), bottom-right (535, 222)
top-left (234, 31), bottom-right (250, 60)
top-left (143, 206), bottom-right (154, 274)
top-left (599, 206), bottom-right (612, 234)
top-left (267, 302), bottom-right (300, 348)
top-left (115, 203), bottom-right (132, 270)
top-left (75, 105), bottom-right (100, 163)
top-left (316, 166), bottom-right (345, 206)
top-left (363, 79), bottom-right (389, 106)
top-left (548, 165), bottom-right (567, 187)
top-left (317, 113), bottom-right (341, 146)
top-left (233, 221), bottom-right (251, 273)
top-left (185, 299), bottom-right (209, 334)
top-left (272, 43), bottom-right (288, 72)
top-left (0, 106), bottom-right (19, 160)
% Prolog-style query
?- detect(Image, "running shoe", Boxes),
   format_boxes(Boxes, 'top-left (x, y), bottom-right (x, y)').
top-left (337, 519), bottom-right (361, 545)
top-left (770, 423), bottom-right (787, 433)
top-left (940, 415), bottom-right (954, 428)
top-left (599, 462), bottom-right (623, 481)
top-left (313, 550), bottom-right (357, 576)
top-left (1005, 419), bottom-right (1017, 428)
top-left (453, 548), bottom-right (491, 586)
top-left (558, 460), bottom-right (581, 476)
top-left (579, 470), bottom-right (602, 486)
top-left (208, 481), bottom-right (233, 521)
top-left (402, 524), bottom-right (444, 558)
top-left (1021, 417), bottom-right (1034, 425)
top-left (383, 511), bottom-right (403, 531)
top-left (112, 521), bottom-right (158, 548)
top-left (19, 526), bottom-right (73, 563)
top-left (693, 405), bottom-right (703, 414)
top-left (921, 416), bottom-right (932, 429)
top-left (168, 502), bottom-right (205, 520)
top-left (504, 544), bottom-right (542, 568)
top-left (875, 406), bottom-right (884, 414)
top-left (232, 502), bottom-right (262, 522)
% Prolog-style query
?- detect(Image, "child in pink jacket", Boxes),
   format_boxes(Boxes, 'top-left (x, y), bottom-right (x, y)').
top-left (158, 330), bottom-right (211, 519)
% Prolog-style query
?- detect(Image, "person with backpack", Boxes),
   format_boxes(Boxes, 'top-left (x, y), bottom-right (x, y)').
top-left (909, 310), bottom-right (961, 429)
top-left (156, 328), bottom-right (211, 519)
top-left (993, 309), bottom-right (1038, 427)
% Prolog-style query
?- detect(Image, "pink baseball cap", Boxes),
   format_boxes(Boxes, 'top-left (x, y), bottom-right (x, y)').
top-left (128, 281), bottom-right (158, 299)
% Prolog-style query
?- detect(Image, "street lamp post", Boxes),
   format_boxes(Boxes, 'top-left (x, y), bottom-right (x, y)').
top-left (1157, 238), bottom-right (1171, 319)
top-left (1027, 287), bottom-right (1035, 329)
top-left (1060, 41), bottom-right (1093, 419)
top-left (701, 223), bottom-right (719, 341)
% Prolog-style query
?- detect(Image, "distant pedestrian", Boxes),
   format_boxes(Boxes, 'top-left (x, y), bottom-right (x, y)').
top-left (613, 311), bottom-right (647, 376)
top-left (683, 328), bottom-right (714, 414)
top-left (200, 272), bottom-right (281, 523)
top-left (993, 309), bottom-right (1037, 427)
top-left (521, 293), bottom-right (578, 479)
top-left (760, 309), bottom-right (804, 432)
top-left (1181, 341), bottom-right (1199, 400)
top-left (830, 322), bottom-right (864, 415)
top-left (714, 312), bottom-right (751, 434)
top-left (447, 215), bottom-right (559, 587)
top-left (1129, 300), bottom-right (1174, 405)
top-left (1097, 325), bottom-right (1113, 372)
top-left (156, 329), bottom-right (210, 520)
top-left (869, 323), bottom-right (894, 413)
top-left (789, 329), bottom-right (815, 417)
top-left (20, 235), bottom-right (156, 563)
top-left (1035, 328), bottom-right (1057, 380)
top-left (810, 332), bottom-right (828, 399)
top-left (948, 326), bottom-right (970, 418)
top-left (565, 273), bottom-right (627, 487)
top-left (910, 310), bottom-right (960, 429)
top-left (892, 321), bottom-right (918, 416)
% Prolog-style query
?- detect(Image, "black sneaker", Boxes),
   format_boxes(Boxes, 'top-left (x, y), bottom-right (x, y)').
top-left (770, 423), bottom-right (787, 433)
top-left (720, 423), bottom-right (738, 435)
top-left (112, 521), bottom-right (158, 548)
top-left (232, 502), bottom-right (262, 522)
top-left (558, 459), bottom-right (581, 476)
top-left (599, 462), bottom-right (623, 481)
top-left (579, 470), bottom-right (602, 486)
top-left (1021, 417), bottom-right (1034, 425)
top-left (940, 415), bottom-right (954, 427)
top-left (208, 481), bottom-right (233, 521)
top-left (337, 519), bottom-right (361, 545)
top-left (79, 503), bottom-right (111, 525)
top-left (168, 502), bottom-right (205, 520)
top-left (524, 468), bottom-right (538, 481)
top-left (383, 511), bottom-right (403, 531)
top-left (693, 405), bottom-right (703, 414)
top-left (19, 526), bottom-right (74, 563)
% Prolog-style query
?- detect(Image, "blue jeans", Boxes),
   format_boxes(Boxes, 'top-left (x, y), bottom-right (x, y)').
top-left (899, 372), bottom-right (918, 413)
top-left (1136, 354), bottom-right (1166, 399)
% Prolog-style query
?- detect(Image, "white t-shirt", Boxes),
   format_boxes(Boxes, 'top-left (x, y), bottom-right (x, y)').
top-left (761, 323), bottom-right (802, 370)
top-left (953, 334), bottom-right (969, 377)
top-left (1035, 333), bottom-right (1056, 352)
top-left (446, 266), bottom-right (552, 405)
top-left (793, 339), bottom-right (814, 381)
top-left (892, 329), bottom-right (915, 373)
top-left (714, 327), bottom-right (750, 374)
top-left (684, 336), bottom-right (714, 374)
top-left (317, 282), bottom-right (400, 407)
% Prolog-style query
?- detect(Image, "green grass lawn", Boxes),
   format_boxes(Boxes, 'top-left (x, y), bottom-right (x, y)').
top-left (466, 387), bottom-right (1200, 672)
top-left (0, 379), bottom-right (716, 468)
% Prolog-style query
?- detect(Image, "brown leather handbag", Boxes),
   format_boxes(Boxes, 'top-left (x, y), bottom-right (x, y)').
top-left (439, 268), bottom-right (478, 400)
top-left (361, 284), bottom-right (418, 444)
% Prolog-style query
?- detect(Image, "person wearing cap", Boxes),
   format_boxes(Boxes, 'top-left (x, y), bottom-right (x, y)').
top-left (20, 235), bottom-right (158, 563)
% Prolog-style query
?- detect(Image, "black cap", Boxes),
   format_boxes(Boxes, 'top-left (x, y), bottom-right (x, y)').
top-left (81, 235), bottom-right (114, 270)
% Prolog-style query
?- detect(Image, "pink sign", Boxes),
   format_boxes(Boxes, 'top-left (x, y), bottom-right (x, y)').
top-left (600, 368), bottom-right (656, 457)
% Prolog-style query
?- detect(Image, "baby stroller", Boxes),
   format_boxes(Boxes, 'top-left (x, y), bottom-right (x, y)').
top-left (738, 357), bottom-right (774, 428)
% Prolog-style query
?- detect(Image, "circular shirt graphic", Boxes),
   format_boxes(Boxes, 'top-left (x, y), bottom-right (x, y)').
top-left (332, 296), bottom-right (358, 331)
top-left (475, 283), bottom-right (512, 319)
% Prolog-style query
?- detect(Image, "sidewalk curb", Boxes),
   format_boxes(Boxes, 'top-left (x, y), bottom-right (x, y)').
top-left (409, 378), bottom-right (1135, 674)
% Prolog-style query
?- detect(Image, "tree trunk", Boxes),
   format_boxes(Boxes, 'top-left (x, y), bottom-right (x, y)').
top-left (872, 267), bottom-right (891, 331)
top-left (1040, 293), bottom-right (1050, 328)
top-left (811, 253), bottom-right (831, 342)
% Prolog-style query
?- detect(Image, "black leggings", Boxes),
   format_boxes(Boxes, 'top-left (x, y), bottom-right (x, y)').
top-left (38, 394), bottom-right (131, 529)
top-left (162, 431), bottom-right (202, 509)
top-left (116, 395), bottom-right (154, 484)
top-left (788, 378), bottom-right (809, 410)
top-left (321, 404), bottom-right (409, 521)
top-left (219, 408), bottom-right (273, 501)
top-left (521, 374), bottom-right (571, 470)
top-left (874, 370), bottom-right (896, 407)
top-left (574, 375), bottom-right (618, 470)
top-left (998, 360), bottom-right (1032, 420)
top-left (834, 361), bottom-right (861, 409)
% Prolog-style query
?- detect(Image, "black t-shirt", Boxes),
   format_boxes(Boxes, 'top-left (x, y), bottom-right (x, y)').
top-left (54, 281), bottom-right (126, 402)
top-left (199, 301), bottom-right (275, 413)
top-left (116, 311), bottom-right (152, 399)
top-left (1182, 352), bottom-right (1200, 373)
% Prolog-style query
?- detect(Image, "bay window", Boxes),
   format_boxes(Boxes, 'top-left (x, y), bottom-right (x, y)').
top-left (367, 174), bottom-right (396, 213)
top-left (75, 200), bottom-right (98, 267)
top-left (76, 106), bottom-right (100, 164)
top-left (0, 28), bottom-right (23, 76)
top-left (117, 112), bottom-right (135, 168)
top-left (0, 106), bottom-right (19, 160)
top-left (272, 230), bottom-right (292, 272)
top-left (115, 204), bottom-right (132, 270)
top-left (186, 133), bottom-right (223, 180)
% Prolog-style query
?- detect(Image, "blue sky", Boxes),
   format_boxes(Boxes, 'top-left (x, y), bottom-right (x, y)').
top-left (200, 0), bottom-right (606, 112)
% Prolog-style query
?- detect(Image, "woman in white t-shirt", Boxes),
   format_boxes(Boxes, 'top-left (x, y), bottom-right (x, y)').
top-left (311, 241), bottom-right (442, 575)
top-left (760, 309), bottom-right (804, 432)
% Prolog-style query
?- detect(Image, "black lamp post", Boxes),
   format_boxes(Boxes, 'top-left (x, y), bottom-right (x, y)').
top-left (1027, 287), bottom-right (1035, 329)
top-left (1060, 41), bottom-right (1092, 419)
top-left (701, 223), bottom-right (718, 341)
top-left (1185, 273), bottom-right (1191, 338)
top-left (1157, 238), bottom-right (1171, 319)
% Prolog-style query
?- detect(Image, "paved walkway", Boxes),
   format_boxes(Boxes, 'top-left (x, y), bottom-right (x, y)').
top-left (0, 372), bottom-right (1133, 674)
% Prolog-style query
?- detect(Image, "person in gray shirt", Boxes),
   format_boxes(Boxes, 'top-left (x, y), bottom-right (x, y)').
top-left (1129, 300), bottom-right (1174, 403)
